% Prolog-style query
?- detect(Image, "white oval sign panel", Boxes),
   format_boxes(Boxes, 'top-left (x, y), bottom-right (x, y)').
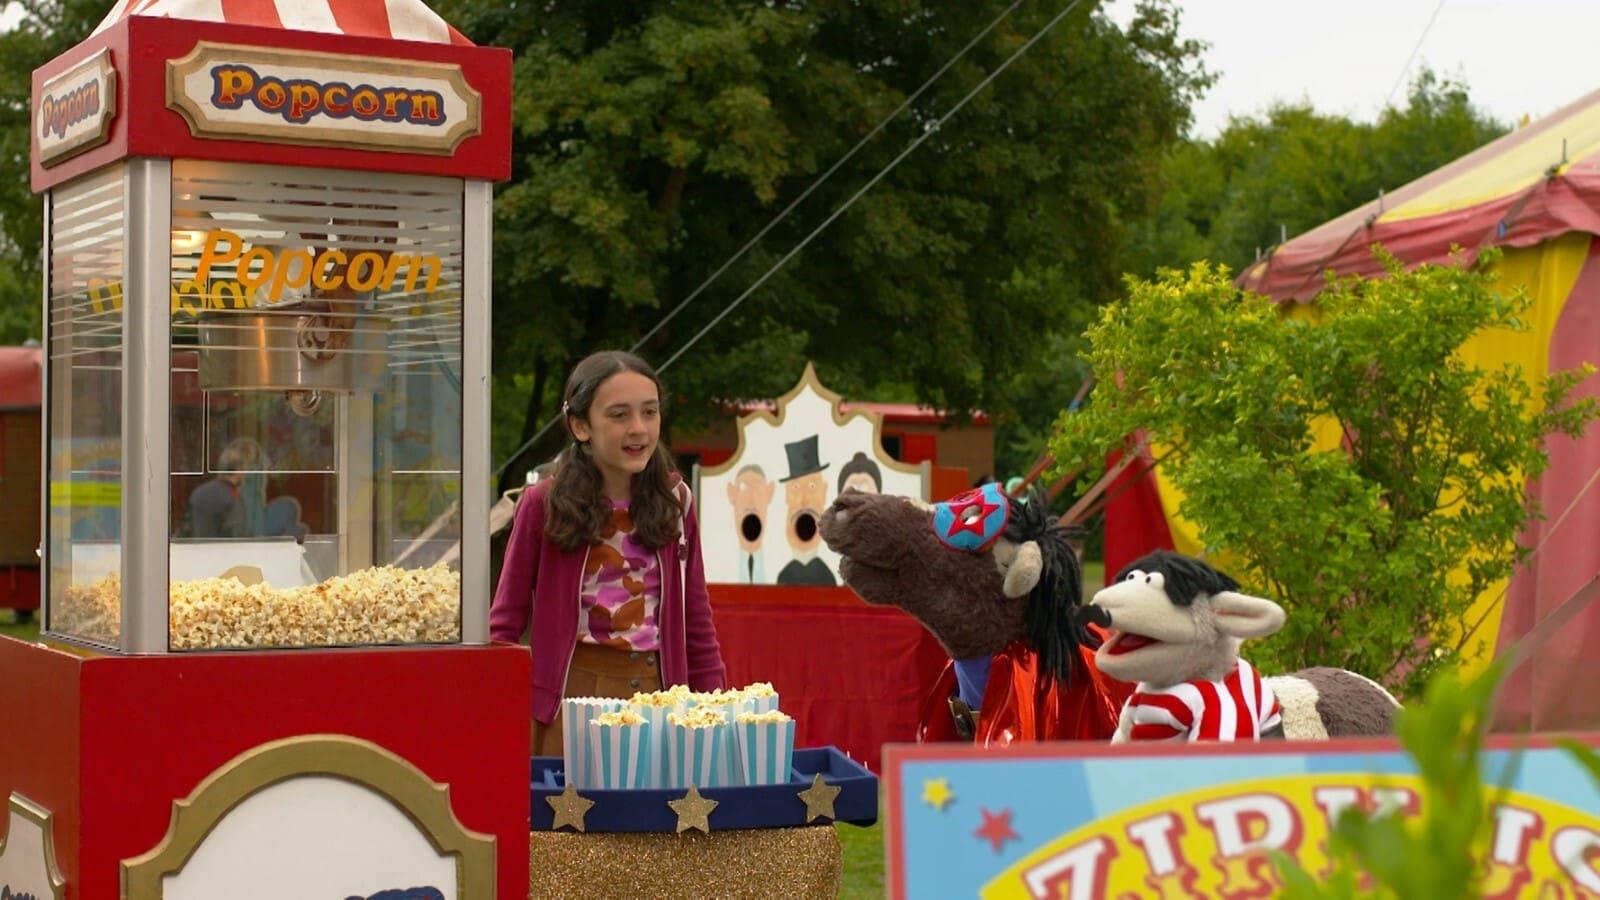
top-left (163, 776), bottom-right (455, 900)
top-left (166, 42), bottom-right (481, 155)
top-left (35, 48), bottom-right (117, 167)
top-left (122, 735), bottom-right (495, 900)
top-left (0, 794), bottom-right (66, 900)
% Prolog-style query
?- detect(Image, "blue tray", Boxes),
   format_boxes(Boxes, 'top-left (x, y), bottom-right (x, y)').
top-left (530, 746), bottom-right (877, 832)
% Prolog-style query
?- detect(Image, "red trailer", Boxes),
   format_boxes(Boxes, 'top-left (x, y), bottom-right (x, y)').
top-left (0, 345), bottom-right (42, 615)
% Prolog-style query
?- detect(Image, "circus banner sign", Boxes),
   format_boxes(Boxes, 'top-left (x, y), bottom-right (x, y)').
top-left (166, 43), bottom-right (481, 155)
top-left (882, 736), bottom-right (1600, 899)
top-left (35, 48), bottom-right (117, 166)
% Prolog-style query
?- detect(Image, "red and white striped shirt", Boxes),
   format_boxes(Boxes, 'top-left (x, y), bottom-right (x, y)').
top-left (1121, 658), bottom-right (1282, 742)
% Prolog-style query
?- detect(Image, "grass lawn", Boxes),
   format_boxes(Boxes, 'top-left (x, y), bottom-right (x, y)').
top-left (0, 611), bottom-right (38, 643)
top-left (836, 560), bottom-right (1107, 896)
top-left (838, 818), bottom-right (885, 898)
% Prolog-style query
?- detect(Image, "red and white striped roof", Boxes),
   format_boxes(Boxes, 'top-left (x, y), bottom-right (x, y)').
top-left (92, 0), bottom-right (472, 45)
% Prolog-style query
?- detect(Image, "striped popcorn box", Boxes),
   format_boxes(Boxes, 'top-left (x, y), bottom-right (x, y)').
top-left (688, 690), bottom-right (752, 725)
top-left (665, 710), bottom-right (737, 788)
top-left (586, 713), bottom-right (652, 790)
top-left (734, 711), bottom-right (795, 786)
top-left (628, 692), bottom-right (687, 789)
top-left (561, 696), bottom-right (624, 789)
top-left (742, 682), bottom-right (780, 716)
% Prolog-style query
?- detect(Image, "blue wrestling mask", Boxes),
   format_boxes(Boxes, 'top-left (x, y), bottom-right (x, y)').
top-left (932, 483), bottom-right (1011, 552)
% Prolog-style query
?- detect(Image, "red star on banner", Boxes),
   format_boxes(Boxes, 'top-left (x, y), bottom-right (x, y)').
top-left (974, 807), bottom-right (1020, 853)
top-left (945, 495), bottom-right (999, 538)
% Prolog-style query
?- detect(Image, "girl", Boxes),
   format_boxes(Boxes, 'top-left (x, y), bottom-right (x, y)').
top-left (490, 350), bottom-right (727, 756)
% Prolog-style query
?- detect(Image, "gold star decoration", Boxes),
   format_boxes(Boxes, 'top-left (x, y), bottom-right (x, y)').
top-left (797, 773), bottom-right (842, 823)
top-left (922, 777), bottom-right (955, 811)
top-left (668, 785), bottom-right (719, 834)
top-left (546, 782), bottom-right (595, 833)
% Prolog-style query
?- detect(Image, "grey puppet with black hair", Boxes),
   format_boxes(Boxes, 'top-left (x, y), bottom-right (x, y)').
top-left (1078, 550), bottom-right (1400, 743)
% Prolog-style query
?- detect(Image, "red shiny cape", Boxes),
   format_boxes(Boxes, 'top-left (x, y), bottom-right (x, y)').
top-left (917, 630), bottom-right (1133, 746)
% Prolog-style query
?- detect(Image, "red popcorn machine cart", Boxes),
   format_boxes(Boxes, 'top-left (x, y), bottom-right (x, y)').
top-left (0, 2), bottom-right (530, 897)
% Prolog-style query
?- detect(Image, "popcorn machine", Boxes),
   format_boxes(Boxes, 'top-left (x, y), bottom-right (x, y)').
top-left (49, 158), bottom-right (480, 652)
top-left (41, 47), bottom-right (499, 656)
top-left (1, 5), bottom-right (532, 898)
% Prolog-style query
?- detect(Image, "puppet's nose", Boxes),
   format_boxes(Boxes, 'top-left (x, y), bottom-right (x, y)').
top-left (1076, 604), bottom-right (1113, 630)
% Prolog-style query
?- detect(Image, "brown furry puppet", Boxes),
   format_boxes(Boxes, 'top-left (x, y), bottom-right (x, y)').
top-left (820, 485), bottom-right (1132, 745)
top-left (1080, 550), bottom-right (1399, 742)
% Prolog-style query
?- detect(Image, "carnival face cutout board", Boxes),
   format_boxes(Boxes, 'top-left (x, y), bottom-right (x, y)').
top-left (696, 364), bottom-right (927, 586)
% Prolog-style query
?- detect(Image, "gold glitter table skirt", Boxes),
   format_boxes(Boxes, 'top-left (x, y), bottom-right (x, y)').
top-left (528, 826), bottom-right (842, 898)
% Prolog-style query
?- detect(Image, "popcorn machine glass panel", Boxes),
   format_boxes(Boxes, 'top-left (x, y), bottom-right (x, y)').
top-left (46, 163), bottom-right (127, 648)
top-left (166, 161), bottom-right (464, 650)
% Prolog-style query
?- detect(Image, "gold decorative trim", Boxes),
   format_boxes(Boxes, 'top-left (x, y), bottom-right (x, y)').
top-left (120, 734), bottom-right (495, 899)
top-left (699, 362), bottom-right (930, 499)
top-left (166, 42), bottom-right (482, 156)
top-left (1, 793), bottom-right (67, 900)
top-left (37, 48), bottom-right (118, 167)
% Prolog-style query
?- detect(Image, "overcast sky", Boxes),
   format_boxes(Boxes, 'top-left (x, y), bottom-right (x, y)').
top-left (1103, 0), bottom-right (1600, 138)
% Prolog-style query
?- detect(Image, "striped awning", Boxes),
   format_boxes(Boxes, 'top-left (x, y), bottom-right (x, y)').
top-left (92, 0), bottom-right (472, 46)
top-left (1240, 86), bottom-right (1600, 301)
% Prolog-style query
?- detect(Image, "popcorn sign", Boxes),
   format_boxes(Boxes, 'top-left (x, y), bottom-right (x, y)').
top-left (191, 229), bottom-right (444, 304)
top-left (167, 42), bottom-right (481, 155)
top-left (209, 65), bottom-right (445, 127)
top-left (80, 227), bottom-right (446, 317)
top-left (34, 48), bottom-right (117, 166)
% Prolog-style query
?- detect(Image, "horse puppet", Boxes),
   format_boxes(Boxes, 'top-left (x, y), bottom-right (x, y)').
top-left (820, 484), bottom-right (1131, 746)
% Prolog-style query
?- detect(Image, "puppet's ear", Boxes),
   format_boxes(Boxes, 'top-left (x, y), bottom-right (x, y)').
top-left (1211, 591), bottom-right (1286, 639)
top-left (1002, 541), bottom-right (1043, 599)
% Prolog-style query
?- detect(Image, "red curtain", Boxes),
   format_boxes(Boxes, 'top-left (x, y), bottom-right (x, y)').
top-left (710, 585), bottom-right (950, 772)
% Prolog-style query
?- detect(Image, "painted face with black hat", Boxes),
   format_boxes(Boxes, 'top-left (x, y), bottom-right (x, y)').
top-left (780, 435), bottom-right (830, 556)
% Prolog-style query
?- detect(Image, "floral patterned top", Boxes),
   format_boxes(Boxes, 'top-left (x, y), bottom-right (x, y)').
top-left (578, 500), bottom-right (661, 651)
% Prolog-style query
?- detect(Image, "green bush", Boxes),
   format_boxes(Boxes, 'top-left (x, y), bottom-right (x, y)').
top-left (1048, 257), bottom-right (1599, 697)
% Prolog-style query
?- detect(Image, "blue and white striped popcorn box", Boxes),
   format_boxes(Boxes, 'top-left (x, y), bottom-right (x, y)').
top-left (690, 697), bottom-right (749, 724)
top-left (628, 698), bottom-right (685, 789)
top-left (734, 717), bottom-right (796, 786)
top-left (742, 685), bottom-right (780, 716)
top-left (665, 722), bottom-right (738, 788)
top-left (561, 696), bottom-right (625, 789)
top-left (586, 719), bottom-right (652, 790)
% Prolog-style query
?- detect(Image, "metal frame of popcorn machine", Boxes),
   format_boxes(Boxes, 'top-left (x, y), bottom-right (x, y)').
top-left (0, 6), bottom-right (532, 899)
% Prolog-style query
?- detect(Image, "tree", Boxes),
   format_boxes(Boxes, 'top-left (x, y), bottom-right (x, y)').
top-left (0, 1), bottom-right (1210, 492)
top-left (1126, 70), bottom-right (1508, 281)
top-left (0, 0), bottom-right (110, 344)
top-left (1046, 258), bottom-right (1599, 697)
top-left (429, 0), bottom-right (1210, 489)
top-left (995, 71), bottom-right (1508, 489)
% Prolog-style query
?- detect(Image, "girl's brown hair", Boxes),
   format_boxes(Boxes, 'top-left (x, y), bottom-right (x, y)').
top-left (545, 350), bottom-right (683, 551)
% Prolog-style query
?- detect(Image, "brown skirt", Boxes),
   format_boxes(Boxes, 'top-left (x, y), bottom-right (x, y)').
top-left (532, 641), bottom-right (664, 758)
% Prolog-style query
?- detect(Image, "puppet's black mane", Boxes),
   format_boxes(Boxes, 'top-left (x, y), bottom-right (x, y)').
top-left (1116, 549), bottom-right (1239, 607)
top-left (1004, 489), bottom-right (1087, 686)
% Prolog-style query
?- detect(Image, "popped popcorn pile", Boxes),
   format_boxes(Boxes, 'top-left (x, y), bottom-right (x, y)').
top-left (54, 564), bottom-right (461, 650)
top-left (667, 708), bottom-right (729, 728)
top-left (734, 710), bottom-right (792, 725)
